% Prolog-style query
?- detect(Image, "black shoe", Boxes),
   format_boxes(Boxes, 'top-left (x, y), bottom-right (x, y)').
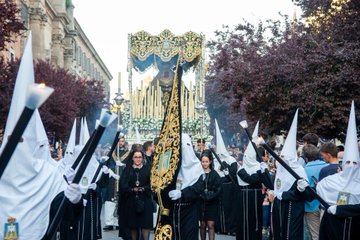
top-left (103, 225), bottom-right (114, 231)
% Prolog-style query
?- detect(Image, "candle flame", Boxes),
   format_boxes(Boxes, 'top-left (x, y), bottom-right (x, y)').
top-left (38, 83), bottom-right (46, 88)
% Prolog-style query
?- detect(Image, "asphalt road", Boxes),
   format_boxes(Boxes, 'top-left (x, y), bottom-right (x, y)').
top-left (101, 229), bottom-right (236, 240)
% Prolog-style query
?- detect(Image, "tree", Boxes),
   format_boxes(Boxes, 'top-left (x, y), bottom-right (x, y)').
top-left (0, 0), bottom-right (25, 51)
top-left (207, 1), bottom-right (360, 139)
top-left (1, 60), bottom-right (106, 141)
top-left (34, 60), bottom-right (81, 140)
top-left (0, 58), bottom-right (18, 129)
top-left (34, 61), bottom-right (106, 140)
top-left (76, 78), bottom-right (106, 133)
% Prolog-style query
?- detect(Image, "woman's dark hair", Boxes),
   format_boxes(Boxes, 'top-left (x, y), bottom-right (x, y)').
top-left (200, 149), bottom-right (214, 169)
top-left (129, 147), bottom-right (145, 164)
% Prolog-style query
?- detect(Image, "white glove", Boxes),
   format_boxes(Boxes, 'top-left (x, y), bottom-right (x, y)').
top-left (260, 162), bottom-right (267, 173)
top-left (115, 160), bottom-right (123, 166)
top-left (101, 165), bottom-right (109, 174)
top-left (223, 169), bottom-right (229, 176)
top-left (168, 190), bottom-right (182, 200)
top-left (327, 205), bottom-right (337, 215)
top-left (108, 169), bottom-right (120, 180)
top-left (100, 156), bottom-right (109, 163)
top-left (65, 168), bottom-right (75, 183)
top-left (297, 178), bottom-right (309, 192)
top-left (237, 162), bottom-right (243, 171)
top-left (65, 183), bottom-right (82, 204)
top-left (256, 136), bottom-right (265, 145)
top-left (88, 183), bottom-right (97, 190)
top-left (83, 199), bottom-right (88, 207)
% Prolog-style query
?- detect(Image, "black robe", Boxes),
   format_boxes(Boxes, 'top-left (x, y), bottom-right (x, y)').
top-left (104, 147), bottom-right (128, 202)
top-left (171, 176), bottom-right (204, 240)
top-left (236, 169), bottom-right (264, 240)
top-left (199, 170), bottom-right (222, 222)
top-left (216, 162), bottom-right (238, 234)
top-left (271, 182), bottom-right (312, 240)
top-left (48, 192), bottom-right (83, 240)
top-left (77, 173), bottom-right (109, 240)
top-left (319, 204), bottom-right (360, 240)
top-left (216, 177), bottom-right (238, 234)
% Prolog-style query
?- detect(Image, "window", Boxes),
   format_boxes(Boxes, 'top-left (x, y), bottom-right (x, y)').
top-left (9, 48), bottom-right (15, 63)
top-left (20, 2), bottom-right (29, 29)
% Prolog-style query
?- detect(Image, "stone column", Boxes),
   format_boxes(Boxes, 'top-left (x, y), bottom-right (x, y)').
top-left (29, 6), bottom-right (47, 60)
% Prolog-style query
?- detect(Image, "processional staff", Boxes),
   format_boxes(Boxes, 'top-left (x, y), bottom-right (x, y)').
top-left (0, 84), bottom-right (54, 179)
top-left (42, 111), bottom-right (116, 240)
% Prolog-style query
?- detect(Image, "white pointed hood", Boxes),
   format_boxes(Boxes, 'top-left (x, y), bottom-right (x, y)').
top-left (0, 32), bottom-right (67, 239)
top-left (79, 117), bottom-right (84, 145)
top-left (317, 101), bottom-right (360, 205)
top-left (135, 126), bottom-right (141, 144)
top-left (238, 121), bottom-right (261, 186)
top-left (58, 119), bottom-right (77, 174)
top-left (65, 119), bottom-right (77, 157)
top-left (177, 133), bottom-right (203, 190)
top-left (83, 117), bottom-right (90, 143)
top-left (214, 119), bottom-right (236, 177)
top-left (274, 109), bottom-right (307, 198)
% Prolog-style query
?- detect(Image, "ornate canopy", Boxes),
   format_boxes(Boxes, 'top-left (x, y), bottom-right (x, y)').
top-left (129, 29), bottom-right (204, 73)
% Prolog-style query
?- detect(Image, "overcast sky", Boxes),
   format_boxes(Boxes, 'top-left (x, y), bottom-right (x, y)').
top-left (72, 0), bottom-right (300, 101)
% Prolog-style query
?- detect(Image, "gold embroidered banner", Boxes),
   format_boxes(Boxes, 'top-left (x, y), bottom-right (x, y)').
top-left (130, 29), bottom-right (203, 65)
top-left (150, 59), bottom-right (181, 192)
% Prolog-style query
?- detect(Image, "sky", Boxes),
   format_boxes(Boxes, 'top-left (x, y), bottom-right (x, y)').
top-left (72, 0), bottom-right (300, 102)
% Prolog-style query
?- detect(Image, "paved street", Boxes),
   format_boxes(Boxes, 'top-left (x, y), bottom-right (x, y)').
top-left (102, 229), bottom-right (236, 240)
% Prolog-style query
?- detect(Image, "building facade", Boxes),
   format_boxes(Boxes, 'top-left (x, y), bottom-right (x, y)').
top-left (2, 0), bottom-right (112, 99)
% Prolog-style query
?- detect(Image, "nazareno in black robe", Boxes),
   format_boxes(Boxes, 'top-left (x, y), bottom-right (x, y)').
top-left (271, 182), bottom-right (312, 240)
top-left (171, 176), bottom-right (204, 240)
top-left (319, 204), bottom-right (360, 240)
top-left (236, 169), bottom-right (264, 240)
top-left (222, 162), bottom-right (272, 239)
top-left (77, 172), bottom-right (109, 240)
top-left (49, 192), bottom-right (83, 240)
top-left (216, 162), bottom-right (238, 234)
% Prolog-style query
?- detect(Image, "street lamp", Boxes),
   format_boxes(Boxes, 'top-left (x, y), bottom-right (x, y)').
top-left (195, 101), bottom-right (207, 139)
top-left (114, 92), bottom-right (125, 125)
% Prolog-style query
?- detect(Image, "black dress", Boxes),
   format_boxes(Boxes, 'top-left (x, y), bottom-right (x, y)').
top-left (119, 165), bottom-right (153, 229)
top-left (199, 170), bottom-right (221, 222)
top-left (319, 204), bottom-right (360, 240)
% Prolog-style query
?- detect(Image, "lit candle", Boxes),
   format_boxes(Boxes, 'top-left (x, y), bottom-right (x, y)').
top-left (99, 111), bottom-right (112, 128)
top-left (25, 83), bottom-right (54, 110)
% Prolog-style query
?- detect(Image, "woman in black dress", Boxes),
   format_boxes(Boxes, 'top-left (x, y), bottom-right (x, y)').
top-left (119, 149), bottom-right (153, 240)
top-left (199, 150), bottom-right (222, 240)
